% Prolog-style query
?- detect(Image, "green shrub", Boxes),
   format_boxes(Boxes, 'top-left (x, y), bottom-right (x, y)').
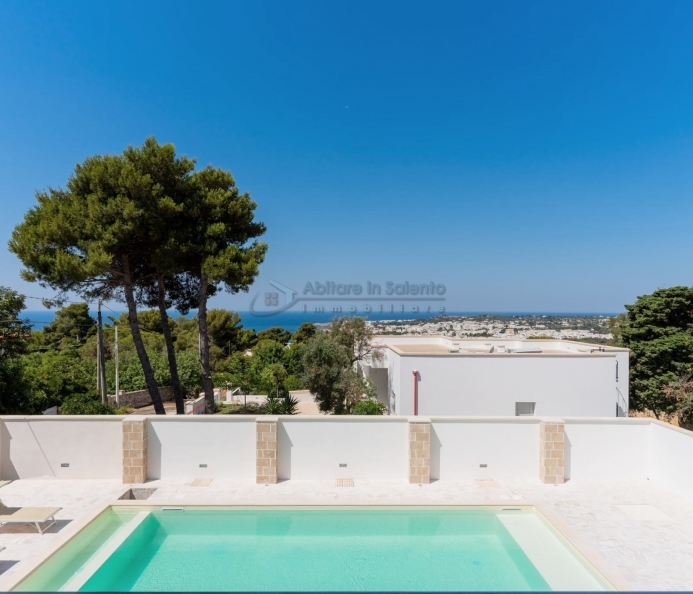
top-left (61, 393), bottom-right (116, 415)
top-left (263, 394), bottom-right (284, 414)
top-left (111, 349), bottom-right (202, 396)
top-left (22, 350), bottom-right (94, 411)
top-left (280, 394), bottom-right (299, 415)
top-left (218, 403), bottom-right (264, 415)
top-left (284, 375), bottom-right (303, 391)
top-left (212, 372), bottom-right (234, 389)
top-left (0, 356), bottom-right (34, 414)
top-left (175, 350), bottom-right (203, 396)
top-left (351, 398), bottom-right (387, 415)
top-left (263, 393), bottom-right (299, 415)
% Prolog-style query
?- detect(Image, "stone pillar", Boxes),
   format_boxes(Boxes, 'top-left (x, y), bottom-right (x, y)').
top-left (123, 416), bottom-right (148, 484)
top-left (409, 418), bottom-right (431, 484)
top-left (539, 419), bottom-right (565, 484)
top-left (256, 417), bottom-right (278, 484)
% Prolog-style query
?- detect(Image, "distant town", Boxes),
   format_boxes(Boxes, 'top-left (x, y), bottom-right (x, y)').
top-left (367, 314), bottom-right (613, 343)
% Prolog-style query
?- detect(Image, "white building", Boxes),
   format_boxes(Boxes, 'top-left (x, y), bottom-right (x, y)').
top-left (361, 335), bottom-right (629, 417)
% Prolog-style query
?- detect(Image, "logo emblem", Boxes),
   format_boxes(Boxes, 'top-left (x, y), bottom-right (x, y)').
top-left (250, 280), bottom-right (299, 316)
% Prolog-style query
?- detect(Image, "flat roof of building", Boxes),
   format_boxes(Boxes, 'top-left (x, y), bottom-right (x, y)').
top-left (374, 335), bottom-right (629, 357)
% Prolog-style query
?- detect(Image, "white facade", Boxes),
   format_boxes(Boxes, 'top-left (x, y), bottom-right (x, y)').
top-left (361, 336), bottom-right (629, 418)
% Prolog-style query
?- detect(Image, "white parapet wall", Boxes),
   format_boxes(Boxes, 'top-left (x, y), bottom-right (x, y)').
top-left (277, 417), bottom-right (409, 480)
top-left (430, 417), bottom-right (540, 480)
top-left (0, 415), bottom-right (691, 502)
top-left (649, 421), bottom-right (693, 498)
top-left (0, 416), bottom-right (124, 480)
top-left (563, 418), bottom-right (651, 480)
top-left (147, 416), bottom-right (257, 480)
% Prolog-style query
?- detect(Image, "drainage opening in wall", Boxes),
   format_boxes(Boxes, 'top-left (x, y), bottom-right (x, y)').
top-left (118, 488), bottom-right (157, 500)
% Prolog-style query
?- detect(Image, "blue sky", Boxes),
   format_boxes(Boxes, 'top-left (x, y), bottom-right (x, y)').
top-left (1, 0), bottom-right (692, 313)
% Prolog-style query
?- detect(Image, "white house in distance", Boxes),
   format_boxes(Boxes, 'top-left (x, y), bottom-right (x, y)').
top-left (360, 336), bottom-right (630, 417)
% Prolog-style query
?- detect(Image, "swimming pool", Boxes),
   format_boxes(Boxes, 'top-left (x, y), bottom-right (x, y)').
top-left (12, 505), bottom-right (615, 592)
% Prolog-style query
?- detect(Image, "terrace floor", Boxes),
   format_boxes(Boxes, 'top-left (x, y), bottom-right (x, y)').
top-left (0, 476), bottom-right (691, 591)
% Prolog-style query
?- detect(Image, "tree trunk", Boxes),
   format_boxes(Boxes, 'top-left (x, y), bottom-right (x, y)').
top-left (157, 272), bottom-right (185, 414)
top-left (123, 256), bottom-right (166, 415)
top-left (197, 272), bottom-right (215, 413)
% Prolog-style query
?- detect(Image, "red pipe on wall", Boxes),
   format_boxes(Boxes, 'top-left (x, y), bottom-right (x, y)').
top-left (413, 370), bottom-right (419, 415)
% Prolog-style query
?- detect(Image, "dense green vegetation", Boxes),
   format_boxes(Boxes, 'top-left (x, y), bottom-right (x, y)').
top-left (0, 287), bottom-right (34, 414)
top-left (0, 287), bottom-right (320, 415)
top-left (0, 291), bottom-right (386, 417)
top-left (615, 286), bottom-right (693, 422)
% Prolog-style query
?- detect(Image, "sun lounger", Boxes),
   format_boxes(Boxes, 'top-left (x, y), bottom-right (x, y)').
top-left (0, 501), bottom-right (61, 534)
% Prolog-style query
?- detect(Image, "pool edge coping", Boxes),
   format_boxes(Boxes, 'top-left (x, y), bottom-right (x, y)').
top-left (5, 500), bottom-right (630, 592)
top-left (531, 502), bottom-right (631, 591)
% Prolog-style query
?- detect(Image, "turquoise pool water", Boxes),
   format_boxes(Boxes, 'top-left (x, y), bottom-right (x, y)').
top-left (15, 507), bottom-right (611, 592)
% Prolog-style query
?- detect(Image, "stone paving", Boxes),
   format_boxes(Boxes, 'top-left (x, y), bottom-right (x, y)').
top-left (0, 476), bottom-right (691, 590)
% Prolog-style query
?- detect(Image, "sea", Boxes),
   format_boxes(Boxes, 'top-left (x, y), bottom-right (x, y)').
top-left (23, 310), bottom-right (616, 333)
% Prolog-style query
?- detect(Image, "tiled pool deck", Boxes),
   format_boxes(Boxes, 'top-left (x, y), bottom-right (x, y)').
top-left (0, 477), bottom-right (691, 591)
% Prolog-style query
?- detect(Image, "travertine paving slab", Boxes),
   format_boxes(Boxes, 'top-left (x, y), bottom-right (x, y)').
top-left (615, 505), bottom-right (674, 522)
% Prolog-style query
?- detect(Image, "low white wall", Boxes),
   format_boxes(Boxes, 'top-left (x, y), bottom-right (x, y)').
top-left (277, 418), bottom-right (408, 480)
top-left (563, 419), bottom-right (651, 480)
top-left (431, 418), bottom-right (539, 480)
top-left (649, 421), bottom-right (693, 501)
top-left (1, 415), bottom-right (691, 498)
top-left (147, 417), bottom-right (256, 480)
top-left (0, 417), bottom-right (123, 480)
